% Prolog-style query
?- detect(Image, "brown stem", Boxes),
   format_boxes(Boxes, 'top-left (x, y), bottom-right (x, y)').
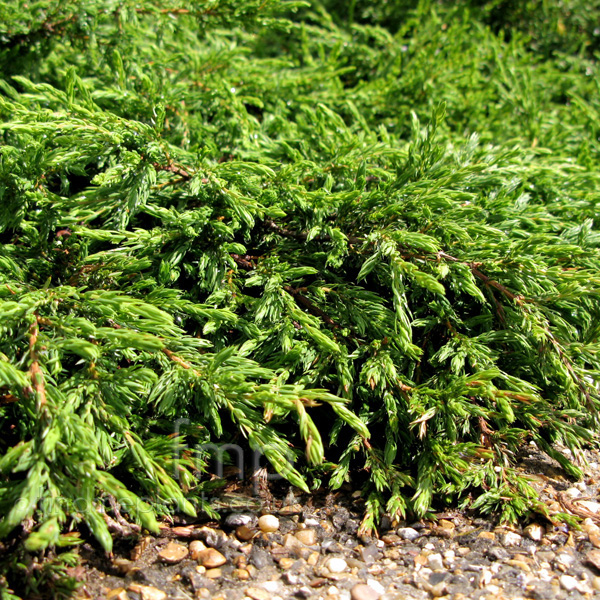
top-left (28, 318), bottom-right (47, 409)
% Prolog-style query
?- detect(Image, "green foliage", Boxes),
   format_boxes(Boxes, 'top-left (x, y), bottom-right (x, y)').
top-left (0, 0), bottom-right (600, 594)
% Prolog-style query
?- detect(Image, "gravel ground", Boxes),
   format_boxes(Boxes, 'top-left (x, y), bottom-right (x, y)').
top-left (73, 443), bottom-right (600, 600)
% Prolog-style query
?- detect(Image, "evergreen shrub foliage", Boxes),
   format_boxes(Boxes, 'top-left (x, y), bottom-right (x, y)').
top-left (1, 0), bottom-right (600, 566)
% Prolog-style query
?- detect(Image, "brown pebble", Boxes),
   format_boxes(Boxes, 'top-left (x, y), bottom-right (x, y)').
top-left (307, 551), bottom-right (320, 566)
top-left (236, 525), bottom-right (257, 541)
top-left (130, 537), bottom-right (153, 561)
top-left (197, 548), bottom-right (227, 568)
top-left (478, 531), bottom-right (495, 540)
top-left (351, 583), bottom-right (381, 600)
top-left (279, 503), bottom-right (304, 516)
top-left (245, 587), bottom-right (271, 600)
top-left (189, 540), bottom-right (207, 560)
top-left (279, 557), bottom-right (296, 569)
top-left (107, 589), bottom-right (128, 600)
top-left (127, 584), bottom-right (167, 600)
top-left (205, 568), bottom-right (223, 579)
top-left (295, 529), bottom-right (318, 546)
top-left (171, 526), bottom-right (194, 538)
top-left (585, 549), bottom-right (600, 570)
top-left (157, 541), bottom-right (189, 564)
top-left (233, 568), bottom-right (250, 580)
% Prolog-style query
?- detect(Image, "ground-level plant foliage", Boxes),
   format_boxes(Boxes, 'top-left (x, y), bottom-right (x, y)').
top-left (1, 0), bottom-right (600, 596)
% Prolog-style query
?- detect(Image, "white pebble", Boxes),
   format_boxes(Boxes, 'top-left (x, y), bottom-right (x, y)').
top-left (560, 574), bottom-right (578, 592)
top-left (503, 531), bottom-right (522, 546)
top-left (258, 514), bottom-right (279, 533)
top-left (326, 557), bottom-right (348, 573)
top-left (396, 527), bottom-right (420, 541)
top-left (427, 553), bottom-right (444, 571)
top-left (366, 579), bottom-right (385, 594)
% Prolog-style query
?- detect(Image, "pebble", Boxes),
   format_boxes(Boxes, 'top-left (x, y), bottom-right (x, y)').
top-left (295, 529), bottom-right (318, 546)
top-left (578, 500), bottom-right (600, 513)
top-left (157, 542), bottom-right (189, 564)
top-left (396, 527), bottom-right (420, 541)
top-left (205, 568), bottom-right (223, 579)
top-left (233, 568), bottom-right (250, 580)
top-left (189, 540), bottom-right (207, 560)
top-left (245, 587), bottom-right (271, 600)
top-left (565, 487), bottom-right (582, 498)
top-left (326, 557), bottom-right (348, 573)
top-left (236, 525), bottom-right (257, 541)
top-left (258, 514), bottom-right (280, 533)
top-left (225, 513), bottom-right (256, 528)
top-left (559, 574), bottom-right (578, 591)
top-left (350, 584), bottom-right (381, 600)
top-left (555, 552), bottom-right (575, 569)
top-left (427, 553), bottom-right (444, 571)
top-left (585, 548), bottom-right (600, 570)
top-left (524, 524), bottom-right (544, 541)
top-left (502, 532), bottom-right (522, 546)
top-left (196, 548), bottom-right (227, 568)
top-left (127, 584), bottom-right (167, 600)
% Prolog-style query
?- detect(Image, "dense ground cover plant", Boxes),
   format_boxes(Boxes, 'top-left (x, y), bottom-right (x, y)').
top-left (1, 0), bottom-right (600, 595)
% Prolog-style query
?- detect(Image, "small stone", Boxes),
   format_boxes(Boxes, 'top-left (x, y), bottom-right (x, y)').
top-left (283, 572), bottom-right (300, 585)
top-left (250, 546), bottom-right (272, 569)
top-left (488, 546), bottom-right (509, 561)
top-left (127, 584), bottom-right (167, 600)
top-left (502, 531), bottom-right (522, 546)
top-left (279, 557), bottom-right (296, 569)
top-left (107, 589), bottom-right (128, 600)
top-left (157, 541), bottom-right (189, 564)
top-left (245, 587), bottom-right (271, 600)
top-left (225, 513), bottom-right (256, 528)
top-left (197, 548), bottom-right (227, 568)
top-left (559, 574), bottom-right (578, 591)
top-left (350, 584), bottom-right (381, 600)
top-left (589, 533), bottom-right (600, 548)
top-left (326, 558), bottom-right (348, 573)
top-left (555, 552), bottom-right (575, 568)
top-left (478, 531), bottom-right (495, 541)
top-left (258, 514), bottom-right (280, 533)
top-left (427, 553), bottom-right (444, 571)
top-left (236, 525), bottom-right (257, 541)
top-left (205, 568), bottom-right (222, 579)
top-left (359, 544), bottom-right (381, 565)
top-left (396, 527), bottom-right (420, 541)
top-left (565, 487), bottom-right (582, 499)
top-left (233, 568), bottom-right (250, 580)
top-left (307, 552), bottom-right (319, 566)
top-left (582, 518), bottom-right (600, 535)
top-left (197, 527), bottom-right (227, 548)
top-left (295, 529), bottom-right (318, 546)
top-left (262, 581), bottom-right (282, 593)
top-left (279, 504), bottom-right (304, 516)
top-left (524, 524), bottom-right (544, 541)
top-left (585, 549), bottom-right (600, 570)
top-left (171, 526), bottom-right (194, 538)
top-left (578, 500), bottom-right (600, 513)
top-left (189, 540), bottom-right (207, 560)
top-left (592, 576), bottom-right (600, 591)
top-left (296, 587), bottom-right (313, 598)
top-left (365, 579), bottom-right (385, 595)
top-left (438, 519), bottom-right (455, 530)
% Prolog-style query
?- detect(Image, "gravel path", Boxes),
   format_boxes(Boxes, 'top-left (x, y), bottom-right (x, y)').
top-left (75, 444), bottom-right (600, 600)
